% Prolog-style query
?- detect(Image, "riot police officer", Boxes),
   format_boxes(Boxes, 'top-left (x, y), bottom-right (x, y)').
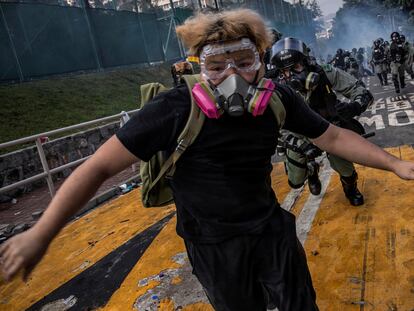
top-left (351, 48), bottom-right (358, 59)
top-left (329, 48), bottom-right (346, 70)
top-left (344, 50), bottom-right (360, 79)
top-left (389, 31), bottom-right (406, 93)
top-left (400, 34), bottom-right (414, 79)
top-left (370, 39), bottom-right (388, 86)
top-left (271, 37), bottom-right (374, 206)
top-left (263, 28), bottom-right (283, 78)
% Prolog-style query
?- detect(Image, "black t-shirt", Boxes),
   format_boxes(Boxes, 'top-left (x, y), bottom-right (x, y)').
top-left (116, 83), bottom-right (329, 243)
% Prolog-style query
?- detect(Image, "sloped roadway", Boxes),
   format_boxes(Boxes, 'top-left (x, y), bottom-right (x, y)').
top-left (1, 74), bottom-right (414, 311)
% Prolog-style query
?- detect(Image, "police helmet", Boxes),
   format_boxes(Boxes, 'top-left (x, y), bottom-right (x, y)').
top-left (400, 34), bottom-right (406, 42)
top-left (270, 37), bottom-right (308, 70)
top-left (391, 31), bottom-right (400, 41)
top-left (336, 48), bottom-right (343, 55)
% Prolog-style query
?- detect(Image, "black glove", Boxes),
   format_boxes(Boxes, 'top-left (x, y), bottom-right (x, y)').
top-left (335, 101), bottom-right (362, 119)
top-left (299, 142), bottom-right (322, 159)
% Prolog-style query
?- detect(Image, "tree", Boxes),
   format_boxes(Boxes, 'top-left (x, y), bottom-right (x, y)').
top-left (306, 0), bottom-right (322, 18)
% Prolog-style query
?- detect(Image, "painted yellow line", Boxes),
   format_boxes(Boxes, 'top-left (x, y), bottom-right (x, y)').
top-left (2, 149), bottom-right (414, 310)
top-left (305, 146), bottom-right (414, 310)
top-left (0, 188), bottom-right (174, 310)
top-left (100, 214), bottom-right (213, 311)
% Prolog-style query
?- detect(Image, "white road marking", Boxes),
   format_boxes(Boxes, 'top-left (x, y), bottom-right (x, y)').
top-left (296, 157), bottom-right (334, 245)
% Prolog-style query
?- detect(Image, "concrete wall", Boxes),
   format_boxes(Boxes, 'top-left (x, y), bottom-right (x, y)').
top-left (0, 122), bottom-right (120, 199)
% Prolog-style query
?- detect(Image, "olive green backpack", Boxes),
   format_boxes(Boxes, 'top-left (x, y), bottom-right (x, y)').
top-left (139, 74), bottom-right (286, 207)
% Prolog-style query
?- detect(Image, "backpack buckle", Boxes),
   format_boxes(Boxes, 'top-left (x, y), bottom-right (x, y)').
top-left (176, 139), bottom-right (188, 153)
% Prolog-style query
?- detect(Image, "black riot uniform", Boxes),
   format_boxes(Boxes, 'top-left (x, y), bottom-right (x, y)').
top-left (371, 39), bottom-right (388, 86)
top-left (344, 51), bottom-right (360, 79)
top-left (400, 34), bottom-right (414, 79)
top-left (270, 38), bottom-right (373, 206)
top-left (389, 32), bottom-right (406, 93)
top-left (329, 48), bottom-right (346, 70)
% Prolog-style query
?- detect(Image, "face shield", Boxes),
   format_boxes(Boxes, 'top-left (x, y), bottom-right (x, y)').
top-left (199, 38), bottom-right (261, 81)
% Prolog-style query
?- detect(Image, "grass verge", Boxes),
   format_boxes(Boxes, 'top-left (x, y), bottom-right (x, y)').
top-left (0, 63), bottom-right (174, 148)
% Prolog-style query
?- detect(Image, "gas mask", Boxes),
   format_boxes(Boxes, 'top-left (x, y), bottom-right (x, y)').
top-left (285, 68), bottom-right (320, 93)
top-left (191, 38), bottom-right (275, 118)
top-left (192, 74), bottom-right (275, 118)
top-left (214, 74), bottom-right (254, 117)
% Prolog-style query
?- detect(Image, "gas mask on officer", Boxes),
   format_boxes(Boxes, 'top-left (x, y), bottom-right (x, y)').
top-left (284, 67), bottom-right (320, 92)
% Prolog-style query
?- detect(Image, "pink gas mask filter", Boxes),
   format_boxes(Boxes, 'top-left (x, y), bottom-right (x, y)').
top-left (192, 75), bottom-right (276, 119)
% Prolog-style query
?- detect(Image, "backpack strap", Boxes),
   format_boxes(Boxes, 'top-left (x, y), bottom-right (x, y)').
top-left (269, 90), bottom-right (286, 130)
top-left (166, 74), bottom-right (205, 177)
top-left (140, 82), bottom-right (169, 108)
top-left (148, 75), bottom-right (204, 192)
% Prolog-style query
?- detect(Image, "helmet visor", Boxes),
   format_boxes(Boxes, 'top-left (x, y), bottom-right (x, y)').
top-left (200, 38), bottom-right (261, 80)
top-left (272, 38), bottom-right (306, 55)
top-left (271, 38), bottom-right (307, 69)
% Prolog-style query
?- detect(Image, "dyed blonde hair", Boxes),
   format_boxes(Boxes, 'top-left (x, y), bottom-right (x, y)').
top-left (176, 9), bottom-right (273, 57)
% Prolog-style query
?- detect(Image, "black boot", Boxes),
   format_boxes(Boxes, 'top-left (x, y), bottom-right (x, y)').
top-left (382, 72), bottom-right (388, 85)
top-left (393, 75), bottom-right (400, 93)
top-left (377, 74), bottom-right (383, 85)
top-left (307, 163), bottom-right (321, 195)
top-left (400, 75), bottom-right (406, 88)
top-left (340, 171), bottom-right (364, 206)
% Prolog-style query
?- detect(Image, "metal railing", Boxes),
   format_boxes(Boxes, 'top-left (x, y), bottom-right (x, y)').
top-left (0, 109), bottom-right (140, 198)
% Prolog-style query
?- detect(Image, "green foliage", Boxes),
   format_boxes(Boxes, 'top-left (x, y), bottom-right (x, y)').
top-left (306, 0), bottom-right (322, 18)
top-left (0, 64), bottom-right (174, 145)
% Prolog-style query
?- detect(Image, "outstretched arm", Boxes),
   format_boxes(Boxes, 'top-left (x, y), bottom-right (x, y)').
top-left (312, 124), bottom-right (414, 180)
top-left (0, 135), bottom-right (138, 281)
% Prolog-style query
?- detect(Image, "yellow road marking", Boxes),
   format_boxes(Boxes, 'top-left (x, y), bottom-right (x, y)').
top-left (2, 148), bottom-right (414, 310)
top-left (306, 146), bottom-right (414, 310)
top-left (0, 188), bottom-right (174, 310)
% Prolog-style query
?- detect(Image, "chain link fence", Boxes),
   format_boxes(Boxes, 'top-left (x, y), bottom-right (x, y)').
top-left (0, 0), bottom-right (318, 82)
top-left (0, 1), bottom-right (190, 82)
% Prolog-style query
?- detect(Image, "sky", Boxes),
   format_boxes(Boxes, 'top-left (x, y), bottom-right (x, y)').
top-left (289, 0), bottom-right (344, 16)
top-left (317, 0), bottom-right (344, 16)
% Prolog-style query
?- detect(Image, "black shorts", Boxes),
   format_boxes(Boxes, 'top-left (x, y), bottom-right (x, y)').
top-left (185, 208), bottom-right (319, 311)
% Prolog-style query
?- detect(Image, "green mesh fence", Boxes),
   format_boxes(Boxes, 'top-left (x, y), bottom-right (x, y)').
top-left (0, 1), bottom-right (318, 82)
top-left (0, 2), bottom-right (184, 82)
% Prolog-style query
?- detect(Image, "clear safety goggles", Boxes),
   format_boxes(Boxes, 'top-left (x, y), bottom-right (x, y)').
top-left (199, 38), bottom-right (261, 81)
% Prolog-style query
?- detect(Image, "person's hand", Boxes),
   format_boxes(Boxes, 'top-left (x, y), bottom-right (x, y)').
top-left (335, 101), bottom-right (362, 119)
top-left (0, 228), bottom-right (50, 282)
top-left (392, 160), bottom-right (414, 180)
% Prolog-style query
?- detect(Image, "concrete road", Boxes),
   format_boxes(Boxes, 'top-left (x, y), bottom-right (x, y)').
top-left (1, 74), bottom-right (414, 311)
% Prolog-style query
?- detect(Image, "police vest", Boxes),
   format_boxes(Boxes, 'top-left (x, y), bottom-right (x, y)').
top-left (307, 64), bottom-right (338, 120)
top-left (373, 48), bottom-right (385, 63)
top-left (391, 43), bottom-right (405, 63)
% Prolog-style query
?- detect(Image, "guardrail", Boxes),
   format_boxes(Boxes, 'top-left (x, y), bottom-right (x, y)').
top-left (0, 109), bottom-right (140, 198)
